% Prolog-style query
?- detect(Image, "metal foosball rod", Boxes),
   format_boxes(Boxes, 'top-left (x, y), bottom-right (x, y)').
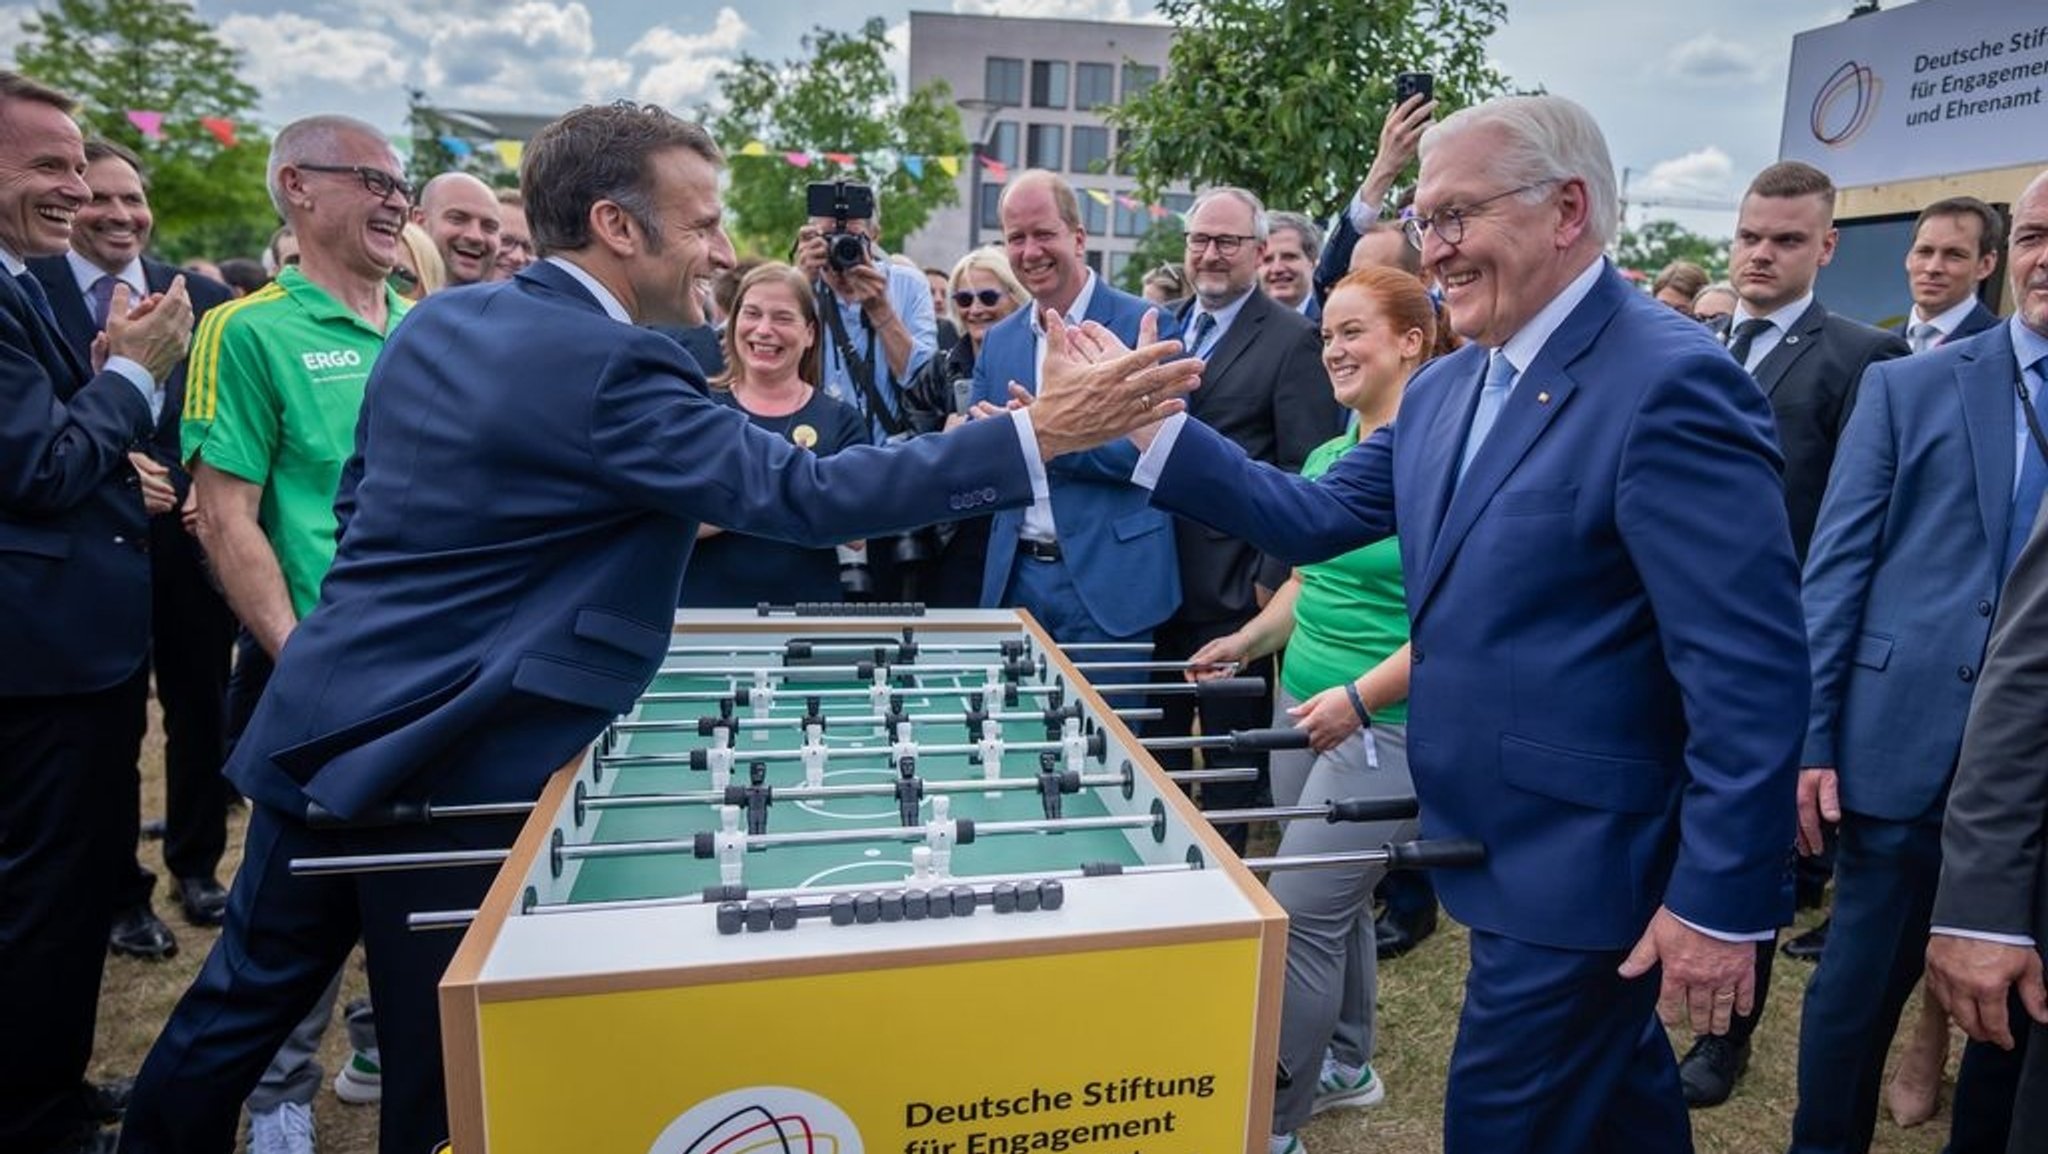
top-left (634, 675), bottom-right (1267, 709)
top-left (654, 657), bottom-right (1045, 681)
top-left (1242, 837), bottom-right (1486, 873)
top-left (1201, 796), bottom-right (1421, 827)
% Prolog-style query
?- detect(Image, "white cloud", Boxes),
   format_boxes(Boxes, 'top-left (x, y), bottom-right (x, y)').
top-left (1628, 146), bottom-right (1737, 201)
top-left (216, 11), bottom-right (408, 95)
top-left (1667, 33), bottom-right (1767, 85)
top-left (0, 5), bottom-right (38, 66)
top-left (630, 7), bottom-right (749, 111)
top-left (421, 2), bottom-right (633, 112)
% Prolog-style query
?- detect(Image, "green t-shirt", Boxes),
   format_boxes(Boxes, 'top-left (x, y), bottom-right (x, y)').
top-left (1279, 431), bottom-right (1411, 724)
top-left (182, 266), bottom-right (408, 617)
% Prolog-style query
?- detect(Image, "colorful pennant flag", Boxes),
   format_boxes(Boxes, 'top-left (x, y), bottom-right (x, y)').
top-left (125, 110), bottom-right (165, 140)
top-left (937, 156), bottom-right (960, 178)
top-left (784, 151), bottom-right (813, 167)
top-left (902, 155), bottom-right (924, 179)
top-left (439, 135), bottom-right (473, 157)
top-left (198, 117), bottom-right (238, 148)
top-left (981, 158), bottom-right (1009, 183)
top-left (822, 151), bottom-right (856, 166)
top-left (738, 140), bottom-right (769, 157)
top-left (1086, 188), bottom-right (1113, 206)
top-left (491, 139), bottom-right (524, 168)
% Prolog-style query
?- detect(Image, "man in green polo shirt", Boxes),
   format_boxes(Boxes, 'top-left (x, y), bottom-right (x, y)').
top-left (181, 113), bottom-right (410, 1154)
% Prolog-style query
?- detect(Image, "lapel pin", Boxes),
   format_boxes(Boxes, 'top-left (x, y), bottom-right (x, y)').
top-left (1536, 391), bottom-right (1551, 404)
top-left (1785, 335), bottom-right (1800, 345)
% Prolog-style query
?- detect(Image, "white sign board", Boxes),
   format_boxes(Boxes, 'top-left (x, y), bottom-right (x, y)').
top-left (1781, 0), bottom-right (2048, 187)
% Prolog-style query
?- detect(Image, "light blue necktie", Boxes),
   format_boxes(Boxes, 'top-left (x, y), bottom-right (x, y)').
top-left (2005, 359), bottom-right (2048, 579)
top-left (1458, 352), bottom-right (1518, 480)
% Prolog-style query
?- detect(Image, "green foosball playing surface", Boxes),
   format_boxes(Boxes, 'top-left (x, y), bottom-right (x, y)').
top-left (565, 666), bottom-right (1149, 903)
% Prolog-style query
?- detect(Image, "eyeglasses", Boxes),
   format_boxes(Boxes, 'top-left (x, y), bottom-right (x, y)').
top-left (296, 163), bottom-right (414, 203)
top-left (386, 266), bottom-right (419, 293)
top-left (1403, 179), bottom-right (1560, 250)
top-left (1185, 232), bottom-right (1258, 257)
top-left (952, 289), bottom-right (1006, 309)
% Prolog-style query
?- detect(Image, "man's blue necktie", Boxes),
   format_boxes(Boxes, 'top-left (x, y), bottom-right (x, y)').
top-left (89, 274), bottom-right (120, 327)
top-left (1458, 352), bottom-right (1518, 480)
top-left (1187, 311), bottom-right (1216, 359)
top-left (14, 270), bottom-right (59, 332)
top-left (2005, 359), bottom-right (2048, 579)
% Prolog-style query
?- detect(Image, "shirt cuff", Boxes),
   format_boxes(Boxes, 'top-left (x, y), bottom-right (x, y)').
top-left (1129, 412), bottom-right (1189, 490)
top-left (1673, 914), bottom-right (1776, 943)
top-left (1931, 926), bottom-right (2037, 948)
top-left (1346, 188), bottom-right (1380, 232)
top-left (105, 356), bottom-right (162, 421)
top-left (1007, 409), bottom-right (1050, 503)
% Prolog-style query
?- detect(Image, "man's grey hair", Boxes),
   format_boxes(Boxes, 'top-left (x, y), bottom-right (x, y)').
top-left (1421, 95), bottom-right (1620, 248)
top-left (1267, 211), bottom-right (1323, 257)
top-left (266, 114), bottom-right (396, 218)
top-left (1189, 186), bottom-right (1269, 242)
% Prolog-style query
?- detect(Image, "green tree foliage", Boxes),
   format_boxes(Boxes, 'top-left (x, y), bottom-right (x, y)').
top-left (1114, 217), bottom-right (1189, 295)
top-left (1108, 0), bottom-right (1513, 219)
top-left (16, 0), bottom-right (276, 262)
top-left (1615, 218), bottom-right (1732, 282)
top-left (705, 18), bottom-right (967, 258)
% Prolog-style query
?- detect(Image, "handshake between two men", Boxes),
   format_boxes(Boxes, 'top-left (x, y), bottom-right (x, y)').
top-left (992, 308), bottom-right (1201, 460)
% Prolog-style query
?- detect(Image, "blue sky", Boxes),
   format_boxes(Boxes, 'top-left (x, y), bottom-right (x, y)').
top-left (3, 0), bottom-right (1873, 236)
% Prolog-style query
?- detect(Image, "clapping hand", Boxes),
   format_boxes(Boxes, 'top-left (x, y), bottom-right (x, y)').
top-left (1028, 308), bottom-right (1200, 459)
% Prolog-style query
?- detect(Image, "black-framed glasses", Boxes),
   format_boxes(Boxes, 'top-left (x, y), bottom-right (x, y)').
top-left (1403, 179), bottom-right (1560, 250)
top-left (386, 266), bottom-right (419, 293)
top-left (952, 289), bottom-right (1005, 309)
top-left (1185, 232), bottom-right (1258, 257)
top-left (296, 163), bottom-right (414, 203)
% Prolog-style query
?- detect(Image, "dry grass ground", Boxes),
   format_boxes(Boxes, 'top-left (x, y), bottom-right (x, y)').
top-left (102, 716), bottom-right (1957, 1153)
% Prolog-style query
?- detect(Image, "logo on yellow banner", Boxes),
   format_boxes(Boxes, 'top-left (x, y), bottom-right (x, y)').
top-left (649, 1087), bottom-right (862, 1154)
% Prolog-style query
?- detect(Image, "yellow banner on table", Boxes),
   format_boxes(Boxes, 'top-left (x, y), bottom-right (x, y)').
top-left (470, 938), bottom-right (1267, 1153)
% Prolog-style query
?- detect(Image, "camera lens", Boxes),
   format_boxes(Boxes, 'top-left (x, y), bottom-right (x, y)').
top-left (827, 233), bottom-right (868, 272)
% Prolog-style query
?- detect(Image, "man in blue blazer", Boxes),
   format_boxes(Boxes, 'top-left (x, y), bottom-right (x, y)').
top-left (972, 168), bottom-right (1181, 645)
top-left (117, 104), bottom-right (1197, 1154)
top-left (28, 139), bottom-right (239, 949)
top-left (0, 71), bottom-right (195, 1154)
top-left (1136, 95), bottom-right (1808, 1152)
top-left (1791, 175), bottom-right (2047, 1154)
top-left (1896, 196), bottom-right (2003, 353)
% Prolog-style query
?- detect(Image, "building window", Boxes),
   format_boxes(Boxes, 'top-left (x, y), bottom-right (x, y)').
top-left (1079, 190), bottom-right (1109, 235)
top-left (1122, 63), bottom-right (1159, 99)
top-left (986, 57), bottom-right (1023, 106)
top-left (1085, 249), bottom-right (1104, 275)
top-left (1026, 124), bottom-right (1064, 170)
top-left (1070, 126), bottom-right (1109, 175)
top-left (1106, 250), bottom-right (1131, 284)
top-left (980, 183), bottom-right (1003, 233)
top-left (1030, 60), bottom-right (1069, 109)
top-left (1075, 63), bottom-right (1115, 110)
top-left (1114, 129), bottom-right (1137, 177)
top-left (1162, 192), bottom-right (1193, 216)
top-left (987, 121), bottom-right (1019, 168)
top-left (1115, 201), bottom-right (1148, 238)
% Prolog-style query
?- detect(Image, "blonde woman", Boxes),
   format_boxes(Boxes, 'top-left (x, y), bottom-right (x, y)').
top-left (391, 223), bottom-right (447, 301)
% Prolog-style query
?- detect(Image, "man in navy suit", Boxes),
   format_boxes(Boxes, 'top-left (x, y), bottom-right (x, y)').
top-left (117, 102), bottom-right (1197, 1154)
top-left (0, 70), bottom-right (194, 1154)
top-left (1785, 172), bottom-right (2043, 1154)
top-left (972, 168), bottom-right (1182, 645)
top-left (1129, 94), bottom-right (1808, 1152)
top-left (28, 140), bottom-right (238, 952)
top-left (1899, 196), bottom-right (2004, 352)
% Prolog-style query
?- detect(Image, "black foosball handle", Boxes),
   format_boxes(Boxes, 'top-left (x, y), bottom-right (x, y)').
top-left (306, 800), bottom-right (430, 828)
top-left (756, 601), bottom-right (928, 617)
top-left (1384, 837), bottom-right (1486, 870)
top-left (1224, 727), bottom-right (1312, 751)
top-left (1326, 797), bottom-right (1422, 823)
top-left (1195, 677), bottom-right (1269, 701)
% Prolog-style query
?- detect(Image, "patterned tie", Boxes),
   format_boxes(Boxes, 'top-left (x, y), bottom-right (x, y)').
top-left (2005, 359), bottom-right (2048, 579)
top-left (1726, 317), bottom-right (1774, 371)
top-left (1187, 311), bottom-right (1216, 359)
top-left (90, 274), bottom-right (120, 327)
top-left (1907, 322), bottom-right (1942, 354)
top-left (14, 270), bottom-right (59, 331)
top-left (1458, 352), bottom-right (1519, 480)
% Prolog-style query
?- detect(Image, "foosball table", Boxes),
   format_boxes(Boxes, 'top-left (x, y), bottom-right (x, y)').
top-left (320, 607), bottom-right (1467, 1153)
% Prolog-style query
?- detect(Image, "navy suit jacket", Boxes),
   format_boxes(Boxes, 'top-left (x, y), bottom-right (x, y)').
top-left (1747, 299), bottom-right (1908, 559)
top-left (226, 260), bottom-right (1034, 820)
top-left (1801, 323), bottom-right (2023, 820)
top-left (1152, 263), bottom-right (1810, 949)
top-left (27, 256), bottom-right (234, 499)
top-left (0, 268), bottom-right (156, 695)
top-left (971, 281), bottom-right (1181, 638)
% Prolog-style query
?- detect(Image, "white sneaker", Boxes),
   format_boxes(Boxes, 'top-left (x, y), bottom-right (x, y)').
top-left (333, 1048), bottom-right (381, 1104)
top-left (1268, 1134), bottom-right (1305, 1154)
top-left (1311, 1058), bottom-right (1385, 1114)
top-left (249, 1099), bottom-right (316, 1154)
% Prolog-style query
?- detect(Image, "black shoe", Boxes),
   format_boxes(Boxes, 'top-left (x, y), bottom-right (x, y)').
top-left (86, 1076), bottom-right (133, 1122)
top-left (108, 904), bottom-right (177, 960)
top-left (1374, 904), bottom-right (1438, 960)
top-left (175, 876), bottom-right (228, 927)
top-left (1678, 1034), bottom-right (1750, 1107)
top-left (1781, 917), bottom-right (1830, 961)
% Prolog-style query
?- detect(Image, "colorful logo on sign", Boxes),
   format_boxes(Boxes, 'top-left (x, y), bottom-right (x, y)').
top-left (1810, 59), bottom-right (1882, 148)
top-left (649, 1088), bottom-right (862, 1154)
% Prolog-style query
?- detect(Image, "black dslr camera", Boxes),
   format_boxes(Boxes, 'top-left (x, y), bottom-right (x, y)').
top-left (806, 181), bottom-right (877, 273)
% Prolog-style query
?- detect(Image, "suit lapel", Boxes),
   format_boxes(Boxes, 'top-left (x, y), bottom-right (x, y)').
top-left (1750, 300), bottom-right (1824, 397)
top-left (1956, 328), bottom-right (2020, 557)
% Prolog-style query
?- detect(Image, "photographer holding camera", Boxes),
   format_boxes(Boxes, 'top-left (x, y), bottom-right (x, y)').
top-left (795, 181), bottom-right (940, 600)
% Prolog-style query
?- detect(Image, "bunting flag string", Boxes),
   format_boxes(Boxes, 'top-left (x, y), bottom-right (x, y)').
top-left (125, 110), bottom-right (165, 140)
top-left (723, 138), bottom-right (1184, 221)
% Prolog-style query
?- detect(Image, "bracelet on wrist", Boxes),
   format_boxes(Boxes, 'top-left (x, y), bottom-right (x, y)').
top-left (1343, 682), bottom-right (1373, 728)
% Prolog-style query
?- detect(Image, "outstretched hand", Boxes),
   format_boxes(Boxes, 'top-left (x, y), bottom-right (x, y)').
top-left (1028, 307), bottom-right (1201, 459)
top-left (1618, 906), bottom-right (1757, 1036)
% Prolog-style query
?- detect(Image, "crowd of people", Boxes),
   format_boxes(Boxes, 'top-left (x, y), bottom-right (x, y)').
top-left (4, 58), bottom-right (2047, 1154)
